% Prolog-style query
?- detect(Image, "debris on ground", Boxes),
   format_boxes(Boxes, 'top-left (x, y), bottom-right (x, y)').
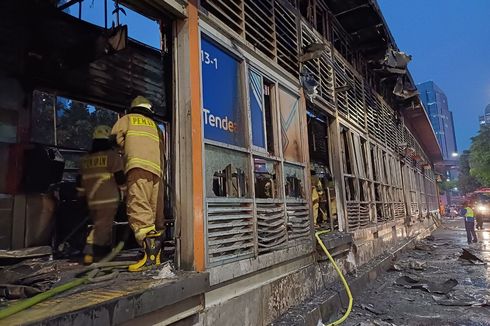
top-left (0, 259), bottom-right (60, 299)
top-left (0, 246), bottom-right (52, 259)
top-left (360, 303), bottom-right (383, 315)
top-left (395, 275), bottom-right (458, 294)
top-left (413, 242), bottom-right (434, 252)
top-left (432, 290), bottom-right (490, 307)
top-left (152, 261), bottom-right (177, 280)
top-left (459, 249), bottom-right (486, 265)
top-left (389, 259), bottom-right (427, 272)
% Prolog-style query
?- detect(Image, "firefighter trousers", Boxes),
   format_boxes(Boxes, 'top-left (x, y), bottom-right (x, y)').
top-left (86, 204), bottom-right (119, 249)
top-left (127, 168), bottom-right (161, 243)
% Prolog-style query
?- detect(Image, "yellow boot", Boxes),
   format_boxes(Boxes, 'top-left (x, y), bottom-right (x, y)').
top-left (128, 230), bottom-right (162, 272)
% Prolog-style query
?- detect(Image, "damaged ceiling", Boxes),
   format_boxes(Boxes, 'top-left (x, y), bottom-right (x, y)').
top-left (326, 0), bottom-right (442, 162)
top-left (0, 0), bottom-right (168, 115)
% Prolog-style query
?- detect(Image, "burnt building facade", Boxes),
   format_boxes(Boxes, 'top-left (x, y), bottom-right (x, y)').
top-left (0, 0), bottom-right (442, 325)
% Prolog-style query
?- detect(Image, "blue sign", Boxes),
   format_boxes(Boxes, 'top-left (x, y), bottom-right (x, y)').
top-left (201, 36), bottom-right (244, 147)
top-left (249, 70), bottom-right (266, 148)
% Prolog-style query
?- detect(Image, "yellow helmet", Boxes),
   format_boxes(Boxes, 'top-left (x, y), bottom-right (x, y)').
top-left (130, 95), bottom-right (153, 113)
top-left (93, 125), bottom-right (112, 140)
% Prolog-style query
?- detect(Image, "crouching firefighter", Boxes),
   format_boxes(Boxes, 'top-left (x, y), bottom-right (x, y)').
top-left (111, 96), bottom-right (164, 272)
top-left (78, 125), bottom-right (126, 265)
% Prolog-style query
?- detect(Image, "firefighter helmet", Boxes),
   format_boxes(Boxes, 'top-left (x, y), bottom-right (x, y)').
top-left (93, 125), bottom-right (112, 140)
top-left (130, 95), bottom-right (153, 113)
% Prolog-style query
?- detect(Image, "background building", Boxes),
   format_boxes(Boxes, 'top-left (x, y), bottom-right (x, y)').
top-left (479, 104), bottom-right (490, 126)
top-left (418, 81), bottom-right (458, 160)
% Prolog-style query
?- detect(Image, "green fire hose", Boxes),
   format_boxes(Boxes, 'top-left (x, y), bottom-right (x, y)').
top-left (315, 230), bottom-right (353, 325)
top-left (0, 241), bottom-right (127, 320)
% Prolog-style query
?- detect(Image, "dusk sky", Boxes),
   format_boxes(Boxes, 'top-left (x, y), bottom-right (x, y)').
top-left (378, 0), bottom-right (490, 151)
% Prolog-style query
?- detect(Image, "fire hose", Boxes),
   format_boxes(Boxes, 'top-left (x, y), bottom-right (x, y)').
top-left (315, 230), bottom-right (353, 325)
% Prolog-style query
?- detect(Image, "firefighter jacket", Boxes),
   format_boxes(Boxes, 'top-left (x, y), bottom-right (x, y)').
top-left (111, 113), bottom-right (162, 177)
top-left (80, 149), bottom-right (123, 208)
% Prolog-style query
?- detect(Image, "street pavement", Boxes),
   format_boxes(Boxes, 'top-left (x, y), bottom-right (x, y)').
top-left (343, 217), bottom-right (490, 326)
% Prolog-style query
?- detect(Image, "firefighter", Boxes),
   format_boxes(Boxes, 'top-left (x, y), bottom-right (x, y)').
top-left (79, 125), bottom-right (125, 265)
top-left (111, 96), bottom-right (163, 272)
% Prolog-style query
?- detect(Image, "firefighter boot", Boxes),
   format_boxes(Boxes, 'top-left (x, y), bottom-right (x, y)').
top-left (128, 230), bottom-right (162, 272)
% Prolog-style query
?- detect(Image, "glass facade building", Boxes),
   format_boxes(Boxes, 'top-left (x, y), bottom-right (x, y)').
top-left (479, 104), bottom-right (490, 126)
top-left (418, 81), bottom-right (458, 160)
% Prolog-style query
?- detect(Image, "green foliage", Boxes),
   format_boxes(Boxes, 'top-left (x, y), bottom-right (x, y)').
top-left (469, 126), bottom-right (490, 186)
top-left (439, 179), bottom-right (458, 193)
top-left (458, 150), bottom-right (481, 194)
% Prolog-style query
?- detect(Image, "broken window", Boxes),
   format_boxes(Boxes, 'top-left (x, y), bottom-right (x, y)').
top-left (31, 91), bottom-right (118, 151)
top-left (0, 110), bottom-right (17, 143)
top-left (56, 97), bottom-right (117, 150)
top-left (253, 158), bottom-right (279, 199)
top-left (63, 0), bottom-right (161, 49)
top-left (307, 111), bottom-right (329, 165)
top-left (284, 163), bottom-right (305, 199)
top-left (205, 145), bottom-right (249, 198)
top-left (31, 91), bottom-right (55, 146)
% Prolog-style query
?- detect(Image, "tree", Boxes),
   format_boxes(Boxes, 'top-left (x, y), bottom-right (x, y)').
top-left (458, 150), bottom-right (481, 194)
top-left (469, 126), bottom-right (490, 187)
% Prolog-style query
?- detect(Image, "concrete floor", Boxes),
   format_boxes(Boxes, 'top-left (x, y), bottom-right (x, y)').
top-left (344, 218), bottom-right (490, 326)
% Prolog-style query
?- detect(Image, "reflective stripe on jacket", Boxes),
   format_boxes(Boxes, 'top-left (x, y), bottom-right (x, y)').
top-left (465, 207), bottom-right (475, 221)
top-left (80, 150), bottom-right (123, 208)
top-left (111, 113), bottom-right (162, 177)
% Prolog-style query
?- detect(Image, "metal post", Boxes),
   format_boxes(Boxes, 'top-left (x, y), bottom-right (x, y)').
top-left (104, 0), bottom-right (108, 29)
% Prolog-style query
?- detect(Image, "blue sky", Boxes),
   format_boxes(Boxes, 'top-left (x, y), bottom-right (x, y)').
top-left (67, 0), bottom-right (160, 48)
top-left (378, 0), bottom-right (490, 151)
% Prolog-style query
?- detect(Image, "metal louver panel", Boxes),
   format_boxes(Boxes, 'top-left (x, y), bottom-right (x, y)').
top-left (206, 201), bottom-right (255, 266)
top-left (334, 52), bottom-right (365, 129)
top-left (300, 24), bottom-right (335, 107)
top-left (201, 0), bottom-right (244, 35)
top-left (382, 102), bottom-right (397, 151)
top-left (256, 202), bottom-right (287, 254)
top-left (274, 0), bottom-right (299, 77)
top-left (346, 202), bottom-right (370, 230)
top-left (244, 0), bottom-right (275, 59)
top-left (334, 53), bottom-right (348, 116)
top-left (286, 201), bottom-right (310, 241)
top-left (319, 51), bottom-right (335, 106)
top-left (394, 202), bottom-right (405, 219)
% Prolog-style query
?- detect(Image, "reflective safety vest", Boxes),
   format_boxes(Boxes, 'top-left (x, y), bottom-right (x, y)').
top-left (112, 113), bottom-right (162, 177)
top-left (465, 207), bottom-right (475, 221)
top-left (80, 150), bottom-right (123, 208)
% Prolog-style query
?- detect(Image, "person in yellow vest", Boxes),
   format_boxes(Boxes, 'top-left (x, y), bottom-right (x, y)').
top-left (111, 96), bottom-right (163, 272)
top-left (78, 125), bottom-right (125, 264)
top-left (311, 170), bottom-right (321, 227)
top-left (460, 202), bottom-right (477, 244)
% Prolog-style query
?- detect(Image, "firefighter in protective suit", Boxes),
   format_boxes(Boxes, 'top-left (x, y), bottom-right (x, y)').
top-left (111, 96), bottom-right (163, 272)
top-left (79, 125), bottom-right (125, 265)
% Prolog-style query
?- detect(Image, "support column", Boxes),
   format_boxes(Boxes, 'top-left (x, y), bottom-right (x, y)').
top-left (174, 0), bottom-right (205, 271)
